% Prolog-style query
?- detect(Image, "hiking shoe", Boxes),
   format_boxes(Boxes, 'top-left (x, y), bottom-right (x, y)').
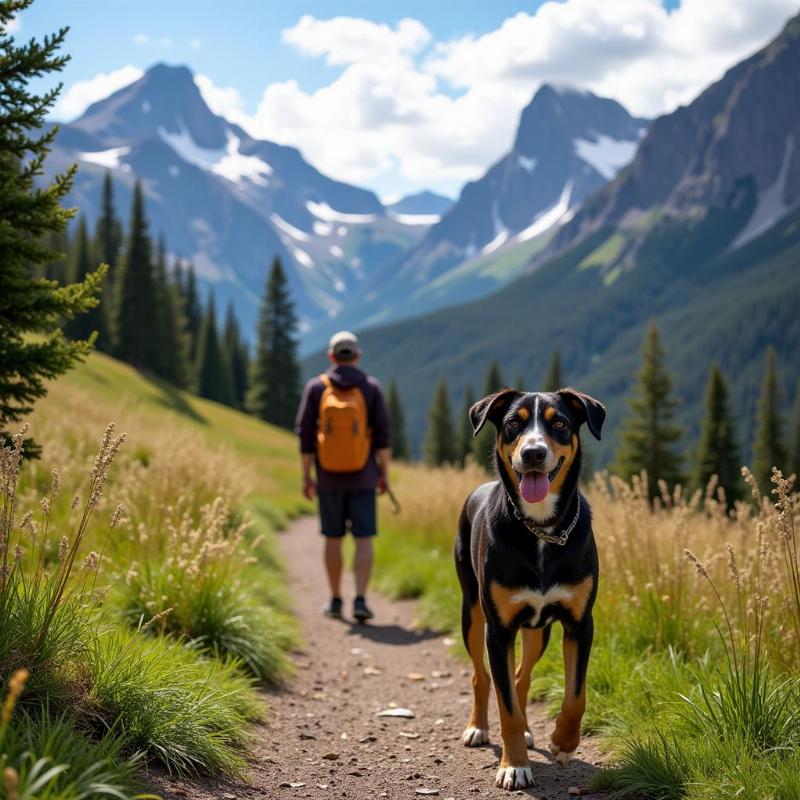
top-left (323, 597), bottom-right (343, 619)
top-left (353, 596), bottom-right (374, 622)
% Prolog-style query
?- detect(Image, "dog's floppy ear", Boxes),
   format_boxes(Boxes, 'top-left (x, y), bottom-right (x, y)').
top-left (558, 388), bottom-right (606, 441)
top-left (470, 388), bottom-right (520, 436)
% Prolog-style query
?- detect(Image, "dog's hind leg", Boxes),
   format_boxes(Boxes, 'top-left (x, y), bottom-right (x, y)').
top-left (516, 625), bottom-right (551, 748)
top-left (460, 599), bottom-right (491, 746)
top-left (550, 615), bottom-right (593, 766)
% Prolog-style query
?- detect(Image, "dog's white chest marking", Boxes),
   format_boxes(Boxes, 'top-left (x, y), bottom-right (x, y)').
top-left (520, 493), bottom-right (558, 523)
top-left (511, 584), bottom-right (573, 627)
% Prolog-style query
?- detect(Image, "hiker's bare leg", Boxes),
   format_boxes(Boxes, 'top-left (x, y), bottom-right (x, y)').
top-left (324, 538), bottom-right (343, 597)
top-left (354, 537), bottom-right (373, 596)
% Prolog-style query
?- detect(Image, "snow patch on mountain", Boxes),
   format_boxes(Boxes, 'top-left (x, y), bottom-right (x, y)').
top-left (159, 120), bottom-right (272, 185)
top-left (517, 154), bottom-right (537, 172)
top-left (313, 221), bottom-right (333, 236)
top-left (733, 135), bottom-right (795, 249)
top-left (80, 146), bottom-right (131, 170)
top-left (388, 211), bottom-right (441, 226)
top-left (306, 200), bottom-right (377, 224)
top-left (574, 134), bottom-right (638, 180)
top-left (517, 181), bottom-right (575, 242)
top-left (293, 248), bottom-right (314, 268)
top-left (271, 213), bottom-right (310, 242)
top-left (482, 202), bottom-right (510, 255)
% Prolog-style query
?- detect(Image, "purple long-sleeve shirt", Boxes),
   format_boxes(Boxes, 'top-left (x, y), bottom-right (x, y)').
top-left (295, 365), bottom-right (391, 491)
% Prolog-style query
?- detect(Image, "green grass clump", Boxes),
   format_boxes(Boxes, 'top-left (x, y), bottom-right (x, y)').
top-left (1, 671), bottom-right (150, 800)
top-left (89, 629), bottom-right (260, 777)
top-left (115, 497), bottom-right (295, 682)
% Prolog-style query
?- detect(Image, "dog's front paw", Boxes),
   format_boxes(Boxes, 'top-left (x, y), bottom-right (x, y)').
top-left (495, 765), bottom-right (534, 790)
top-left (461, 726), bottom-right (489, 747)
top-left (524, 730), bottom-right (534, 749)
top-left (549, 739), bottom-right (575, 767)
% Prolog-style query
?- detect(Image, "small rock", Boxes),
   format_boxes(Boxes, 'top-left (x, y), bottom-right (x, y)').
top-left (348, 771), bottom-right (362, 777)
top-left (399, 731), bottom-right (420, 739)
top-left (279, 782), bottom-right (306, 789)
top-left (415, 790), bottom-right (439, 796)
top-left (316, 785), bottom-right (328, 790)
top-left (364, 666), bottom-right (382, 676)
top-left (340, 732), bottom-right (348, 739)
top-left (376, 708), bottom-right (415, 718)
top-left (299, 733), bottom-right (316, 740)
top-left (431, 670), bottom-right (451, 678)
top-left (350, 647), bottom-right (363, 655)
top-left (568, 788), bottom-right (591, 796)
top-left (442, 637), bottom-right (455, 646)
top-left (358, 735), bottom-right (377, 743)
top-left (407, 673), bottom-right (425, 681)
top-left (434, 718), bottom-right (444, 725)
top-left (221, 795), bottom-right (236, 800)
top-left (322, 752), bottom-right (340, 760)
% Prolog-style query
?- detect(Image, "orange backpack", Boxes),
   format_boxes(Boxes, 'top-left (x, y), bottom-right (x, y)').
top-left (316, 374), bottom-right (372, 472)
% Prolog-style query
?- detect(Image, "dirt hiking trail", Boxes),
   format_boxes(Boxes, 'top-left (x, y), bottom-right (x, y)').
top-left (153, 517), bottom-right (609, 800)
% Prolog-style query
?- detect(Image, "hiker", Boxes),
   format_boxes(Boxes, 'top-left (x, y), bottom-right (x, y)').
top-left (295, 331), bottom-right (391, 622)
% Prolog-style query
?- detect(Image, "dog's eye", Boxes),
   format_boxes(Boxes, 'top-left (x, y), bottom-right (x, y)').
top-left (553, 420), bottom-right (565, 429)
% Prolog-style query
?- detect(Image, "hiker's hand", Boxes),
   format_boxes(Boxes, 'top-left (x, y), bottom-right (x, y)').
top-left (303, 476), bottom-right (316, 500)
top-left (377, 475), bottom-right (389, 495)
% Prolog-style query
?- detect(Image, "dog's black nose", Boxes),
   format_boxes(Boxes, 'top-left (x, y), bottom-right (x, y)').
top-left (520, 444), bottom-right (547, 467)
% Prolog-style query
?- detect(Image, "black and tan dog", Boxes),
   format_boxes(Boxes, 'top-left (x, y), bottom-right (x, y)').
top-left (455, 387), bottom-right (605, 791)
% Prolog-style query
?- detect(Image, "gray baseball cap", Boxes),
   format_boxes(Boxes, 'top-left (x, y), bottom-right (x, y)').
top-left (328, 330), bottom-right (360, 357)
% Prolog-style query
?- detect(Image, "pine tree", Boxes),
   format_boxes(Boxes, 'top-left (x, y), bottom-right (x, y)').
top-left (93, 171), bottom-right (122, 352)
top-left (471, 361), bottom-right (505, 467)
top-left (387, 380), bottom-right (410, 460)
top-left (223, 301), bottom-right (248, 409)
top-left (112, 181), bottom-right (159, 370)
top-left (788, 381), bottom-right (800, 481)
top-left (542, 349), bottom-right (563, 392)
top-left (752, 346), bottom-right (787, 492)
top-left (459, 385), bottom-right (476, 466)
top-left (248, 257), bottom-right (301, 429)
top-left (612, 324), bottom-right (684, 499)
top-left (63, 217), bottom-right (107, 343)
top-left (195, 293), bottom-right (236, 406)
top-left (182, 263), bottom-right (202, 364)
top-left (0, 2), bottom-right (106, 455)
top-left (424, 378), bottom-right (457, 466)
top-left (153, 234), bottom-right (188, 387)
top-left (692, 364), bottom-right (742, 506)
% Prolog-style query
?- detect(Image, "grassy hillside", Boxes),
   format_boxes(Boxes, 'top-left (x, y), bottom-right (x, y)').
top-left (305, 207), bottom-right (800, 466)
top-left (2, 350), bottom-right (311, 798)
top-left (60, 350), bottom-right (310, 518)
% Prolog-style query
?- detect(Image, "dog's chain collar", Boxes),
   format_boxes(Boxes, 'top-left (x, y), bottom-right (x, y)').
top-left (510, 493), bottom-right (581, 546)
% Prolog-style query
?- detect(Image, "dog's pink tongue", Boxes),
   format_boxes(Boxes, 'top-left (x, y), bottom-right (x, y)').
top-left (520, 471), bottom-right (550, 504)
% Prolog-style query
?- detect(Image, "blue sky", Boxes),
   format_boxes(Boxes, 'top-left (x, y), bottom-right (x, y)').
top-left (20, 0), bottom-right (797, 199)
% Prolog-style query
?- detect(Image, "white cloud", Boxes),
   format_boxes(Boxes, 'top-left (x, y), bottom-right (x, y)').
top-left (283, 15), bottom-right (431, 66)
top-left (54, 65), bottom-right (143, 121)
top-left (133, 33), bottom-right (149, 45)
top-left (195, 74), bottom-right (248, 124)
top-left (195, 2), bottom-right (796, 196)
top-left (6, 15), bottom-right (20, 33)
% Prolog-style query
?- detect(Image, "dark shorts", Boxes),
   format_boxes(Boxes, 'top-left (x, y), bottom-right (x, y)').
top-left (318, 489), bottom-right (377, 538)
